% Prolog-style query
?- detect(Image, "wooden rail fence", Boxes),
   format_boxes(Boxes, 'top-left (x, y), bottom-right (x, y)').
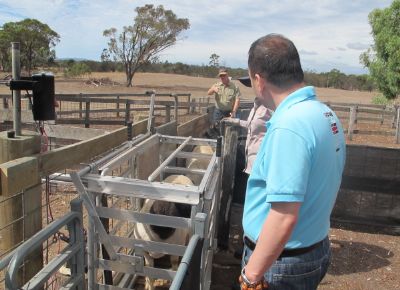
top-left (240, 100), bottom-right (400, 144)
top-left (0, 93), bottom-right (211, 129)
top-left (0, 114), bottom-right (211, 288)
top-left (1, 94), bottom-right (400, 143)
top-left (325, 102), bottom-right (400, 143)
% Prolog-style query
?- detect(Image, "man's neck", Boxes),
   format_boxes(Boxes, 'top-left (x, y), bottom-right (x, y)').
top-left (267, 83), bottom-right (304, 110)
top-left (221, 79), bottom-right (230, 87)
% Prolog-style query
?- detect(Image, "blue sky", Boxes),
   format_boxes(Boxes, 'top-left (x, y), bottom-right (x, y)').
top-left (0, 0), bottom-right (394, 75)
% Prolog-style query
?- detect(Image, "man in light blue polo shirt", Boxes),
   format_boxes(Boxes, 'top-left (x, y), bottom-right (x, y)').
top-left (238, 34), bottom-right (346, 290)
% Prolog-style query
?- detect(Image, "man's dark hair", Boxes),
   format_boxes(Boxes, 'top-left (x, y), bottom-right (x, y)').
top-left (248, 34), bottom-right (304, 89)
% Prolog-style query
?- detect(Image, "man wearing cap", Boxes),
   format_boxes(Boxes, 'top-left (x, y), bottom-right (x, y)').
top-left (207, 68), bottom-right (241, 136)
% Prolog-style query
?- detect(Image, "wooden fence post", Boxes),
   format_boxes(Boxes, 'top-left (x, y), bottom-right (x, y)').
top-left (79, 93), bottom-right (83, 119)
top-left (392, 105), bottom-right (399, 129)
top-left (348, 106), bottom-right (356, 140)
top-left (116, 95), bottom-right (120, 118)
top-left (2, 96), bottom-right (8, 109)
top-left (187, 94), bottom-right (191, 114)
top-left (197, 98), bottom-right (202, 113)
top-left (190, 98), bottom-right (196, 114)
top-left (380, 105), bottom-right (386, 125)
top-left (165, 105), bottom-right (171, 123)
top-left (0, 132), bottom-right (42, 286)
top-left (172, 94), bottom-right (178, 121)
top-left (354, 105), bottom-right (358, 124)
top-left (85, 100), bottom-right (90, 128)
top-left (57, 95), bottom-right (61, 113)
top-left (395, 106), bottom-right (400, 144)
top-left (125, 100), bottom-right (131, 125)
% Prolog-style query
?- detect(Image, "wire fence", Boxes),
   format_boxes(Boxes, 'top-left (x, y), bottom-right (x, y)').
top-left (0, 172), bottom-right (81, 289)
top-left (0, 131), bottom-right (150, 289)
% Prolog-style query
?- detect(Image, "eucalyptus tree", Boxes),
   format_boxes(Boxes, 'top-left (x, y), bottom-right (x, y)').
top-left (360, 0), bottom-right (400, 99)
top-left (0, 18), bottom-right (59, 74)
top-left (103, 4), bottom-right (190, 86)
top-left (209, 53), bottom-right (220, 67)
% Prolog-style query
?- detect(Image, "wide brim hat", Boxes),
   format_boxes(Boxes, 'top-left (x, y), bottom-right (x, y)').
top-left (237, 76), bottom-right (251, 87)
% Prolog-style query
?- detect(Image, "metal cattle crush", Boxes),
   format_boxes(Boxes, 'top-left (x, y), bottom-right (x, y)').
top-left (71, 133), bottom-right (222, 290)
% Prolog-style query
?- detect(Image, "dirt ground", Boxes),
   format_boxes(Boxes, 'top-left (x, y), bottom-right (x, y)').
top-left (212, 205), bottom-right (400, 290)
top-left (1, 72), bottom-right (399, 289)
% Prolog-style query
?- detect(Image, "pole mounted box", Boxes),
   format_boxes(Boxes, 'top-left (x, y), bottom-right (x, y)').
top-left (9, 73), bottom-right (56, 121)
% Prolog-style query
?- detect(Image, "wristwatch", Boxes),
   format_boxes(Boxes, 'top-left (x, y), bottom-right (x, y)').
top-left (239, 268), bottom-right (269, 290)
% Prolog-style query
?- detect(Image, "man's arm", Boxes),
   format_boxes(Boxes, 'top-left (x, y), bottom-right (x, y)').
top-left (243, 202), bottom-right (300, 282)
top-left (231, 98), bottom-right (240, 117)
top-left (207, 84), bottom-right (218, 95)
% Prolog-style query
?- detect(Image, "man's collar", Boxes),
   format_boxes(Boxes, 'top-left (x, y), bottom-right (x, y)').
top-left (278, 86), bottom-right (315, 109)
top-left (267, 86), bottom-right (316, 124)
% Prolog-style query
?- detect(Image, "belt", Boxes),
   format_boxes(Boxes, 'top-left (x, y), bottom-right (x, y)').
top-left (243, 236), bottom-right (324, 258)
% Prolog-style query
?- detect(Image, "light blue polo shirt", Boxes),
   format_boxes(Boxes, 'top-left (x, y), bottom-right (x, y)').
top-left (243, 86), bottom-right (346, 249)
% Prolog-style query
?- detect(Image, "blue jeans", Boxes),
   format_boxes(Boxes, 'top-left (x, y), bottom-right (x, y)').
top-left (213, 108), bottom-right (231, 124)
top-left (242, 236), bottom-right (331, 290)
top-left (207, 109), bottom-right (231, 137)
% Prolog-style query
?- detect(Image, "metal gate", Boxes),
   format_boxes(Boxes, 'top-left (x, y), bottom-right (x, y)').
top-left (0, 199), bottom-right (85, 290)
top-left (71, 133), bottom-right (222, 290)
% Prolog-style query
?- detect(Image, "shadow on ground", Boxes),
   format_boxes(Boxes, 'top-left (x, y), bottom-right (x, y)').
top-left (329, 239), bottom-right (393, 275)
top-left (210, 204), bottom-right (399, 290)
top-left (211, 203), bottom-right (243, 290)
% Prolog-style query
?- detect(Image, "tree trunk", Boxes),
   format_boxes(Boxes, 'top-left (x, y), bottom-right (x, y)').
top-left (126, 68), bottom-right (136, 87)
top-left (125, 62), bottom-right (133, 87)
top-left (126, 73), bottom-right (133, 87)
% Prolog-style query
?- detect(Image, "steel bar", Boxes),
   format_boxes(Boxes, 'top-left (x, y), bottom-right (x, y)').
top-left (148, 136), bottom-right (192, 182)
top-left (11, 42), bottom-right (21, 136)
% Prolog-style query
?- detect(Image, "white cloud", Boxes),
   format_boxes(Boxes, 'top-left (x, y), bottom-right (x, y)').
top-left (0, 0), bottom-right (393, 74)
top-left (347, 42), bottom-right (370, 50)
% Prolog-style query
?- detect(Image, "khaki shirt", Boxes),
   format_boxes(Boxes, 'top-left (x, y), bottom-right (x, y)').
top-left (213, 81), bottom-right (241, 111)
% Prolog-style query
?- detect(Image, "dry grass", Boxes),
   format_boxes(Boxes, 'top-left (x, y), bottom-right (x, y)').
top-left (0, 71), bottom-right (380, 104)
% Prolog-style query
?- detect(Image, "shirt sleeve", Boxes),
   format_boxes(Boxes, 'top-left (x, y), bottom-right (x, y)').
top-left (263, 128), bottom-right (312, 203)
top-left (235, 85), bottom-right (241, 99)
top-left (238, 119), bottom-right (249, 128)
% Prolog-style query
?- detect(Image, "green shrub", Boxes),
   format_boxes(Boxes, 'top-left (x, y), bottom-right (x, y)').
top-left (64, 62), bottom-right (91, 78)
top-left (371, 94), bottom-right (391, 105)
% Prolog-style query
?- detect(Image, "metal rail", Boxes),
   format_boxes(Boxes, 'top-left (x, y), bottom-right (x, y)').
top-left (69, 134), bottom-right (220, 290)
top-left (10, 42), bottom-right (21, 135)
top-left (1, 199), bottom-right (85, 290)
top-left (147, 136), bottom-right (192, 182)
top-left (170, 234), bottom-right (203, 290)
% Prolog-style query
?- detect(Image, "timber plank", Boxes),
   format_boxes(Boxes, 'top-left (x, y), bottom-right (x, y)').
top-left (38, 119), bottom-right (149, 176)
top-left (38, 127), bottom-right (128, 176)
top-left (0, 156), bottom-right (39, 196)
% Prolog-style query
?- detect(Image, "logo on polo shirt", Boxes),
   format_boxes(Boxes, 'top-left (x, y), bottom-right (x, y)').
top-left (324, 111), bottom-right (338, 135)
top-left (331, 122), bottom-right (338, 134)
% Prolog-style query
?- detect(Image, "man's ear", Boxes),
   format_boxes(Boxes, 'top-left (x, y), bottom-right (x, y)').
top-left (253, 73), bottom-right (265, 96)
